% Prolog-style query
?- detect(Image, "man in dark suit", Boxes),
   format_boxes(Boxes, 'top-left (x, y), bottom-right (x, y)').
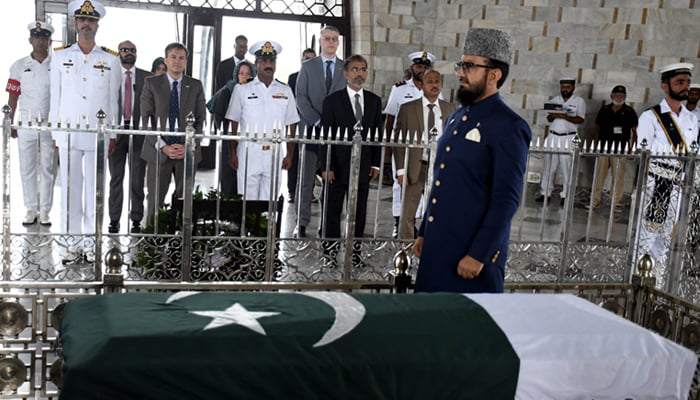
top-left (319, 55), bottom-right (382, 265)
top-left (140, 42), bottom-right (206, 224)
top-left (295, 25), bottom-right (347, 237)
top-left (214, 35), bottom-right (248, 91)
top-left (286, 48), bottom-right (316, 204)
top-left (413, 28), bottom-right (531, 293)
top-left (392, 69), bottom-right (455, 240)
top-left (108, 40), bottom-right (151, 234)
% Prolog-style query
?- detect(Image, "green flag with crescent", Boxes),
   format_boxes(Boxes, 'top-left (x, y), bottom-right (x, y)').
top-left (59, 292), bottom-right (519, 399)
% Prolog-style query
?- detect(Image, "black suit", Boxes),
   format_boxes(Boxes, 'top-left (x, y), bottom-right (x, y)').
top-left (319, 88), bottom-right (382, 240)
top-left (109, 67), bottom-right (151, 227)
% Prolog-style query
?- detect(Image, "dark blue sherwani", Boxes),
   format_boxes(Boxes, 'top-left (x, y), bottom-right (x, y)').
top-left (415, 93), bottom-right (531, 293)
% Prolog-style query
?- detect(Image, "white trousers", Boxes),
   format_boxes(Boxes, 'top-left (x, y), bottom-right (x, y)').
top-left (17, 129), bottom-right (56, 213)
top-left (58, 147), bottom-right (96, 236)
top-left (540, 135), bottom-right (573, 198)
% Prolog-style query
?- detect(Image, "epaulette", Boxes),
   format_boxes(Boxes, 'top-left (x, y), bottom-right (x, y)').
top-left (394, 80), bottom-right (407, 87)
top-left (275, 79), bottom-right (289, 86)
top-left (101, 46), bottom-right (119, 56)
top-left (54, 44), bottom-right (71, 51)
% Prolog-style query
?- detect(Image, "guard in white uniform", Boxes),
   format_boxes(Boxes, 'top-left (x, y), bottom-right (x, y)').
top-left (539, 77), bottom-right (586, 205)
top-left (50, 0), bottom-right (120, 260)
top-left (688, 83), bottom-right (700, 130)
top-left (6, 21), bottom-right (57, 227)
top-left (225, 41), bottom-right (299, 201)
top-left (635, 63), bottom-right (699, 278)
top-left (383, 51), bottom-right (435, 237)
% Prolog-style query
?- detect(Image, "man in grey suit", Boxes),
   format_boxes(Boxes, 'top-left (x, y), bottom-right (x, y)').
top-left (294, 25), bottom-right (347, 237)
top-left (392, 69), bottom-right (455, 240)
top-left (108, 40), bottom-right (151, 234)
top-left (140, 42), bottom-right (206, 225)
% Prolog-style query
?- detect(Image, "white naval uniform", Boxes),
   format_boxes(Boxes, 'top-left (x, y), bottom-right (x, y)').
top-left (384, 78), bottom-right (424, 218)
top-left (540, 94), bottom-right (586, 199)
top-left (225, 77), bottom-right (299, 201)
top-left (635, 99), bottom-right (699, 277)
top-left (7, 54), bottom-right (56, 215)
top-left (50, 43), bottom-right (120, 237)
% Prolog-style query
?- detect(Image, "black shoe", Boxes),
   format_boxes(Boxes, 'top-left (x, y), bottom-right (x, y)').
top-left (108, 221), bottom-right (120, 234)
top-left (560, 198), bottom-right (565, 206)
top-left (535, 194), bottom-right (550, 203)
top-left (130, 221), bottom-right (141, 234)
top-left (107, 221), bottom-right (119, 233)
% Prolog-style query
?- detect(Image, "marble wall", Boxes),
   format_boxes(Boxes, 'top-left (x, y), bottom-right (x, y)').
top-left (355, 0), bottom-right (700, 142)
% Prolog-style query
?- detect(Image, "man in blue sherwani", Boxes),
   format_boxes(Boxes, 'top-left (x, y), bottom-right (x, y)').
top-left (413, 28), bottom-right (532, 293)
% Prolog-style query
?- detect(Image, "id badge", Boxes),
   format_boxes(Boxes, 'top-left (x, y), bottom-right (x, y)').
top-left (613, 126), bottom-right (622, 135)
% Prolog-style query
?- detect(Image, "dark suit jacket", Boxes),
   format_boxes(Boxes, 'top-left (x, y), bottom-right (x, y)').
top-left (392, 98), bottom-right (455, 184)
top-left (296, 56), bottom-right (347, 148)
top-left (215, 57), bottom-right (236, 91)
top-left (139, 73), bottom-right (206, 164)
top-left (287, 72), bottom-right (299, 96)
top-left (118, 67), bottom-right (150, 129)
top-left (319, 88), bottom-right (382, 185)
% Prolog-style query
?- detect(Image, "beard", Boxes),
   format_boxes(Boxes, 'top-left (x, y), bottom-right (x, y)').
top-left (612, 99), bottom-right (624, 106)
top-left (456, 75), bottom-right (487, 106)
top-left (560, 90), bottom-right (572, 99)
top-left (120, 55), bottom-right (135, 67)
top-left (669, 86), bottom-right (688, 101)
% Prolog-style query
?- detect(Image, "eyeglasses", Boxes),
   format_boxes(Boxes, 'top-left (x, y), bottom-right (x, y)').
top-left (453, 61), bottom-right (493, 73)
top-left (349, 67), bottom-right (368, 73)
top-left (120, 48), bottom-right (137, 53)
top-left (322, 36), bottom-right (339, 42)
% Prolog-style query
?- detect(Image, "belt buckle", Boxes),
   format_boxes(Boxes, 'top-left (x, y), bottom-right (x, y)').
top-left (262, 144), bottom-right (271, 151)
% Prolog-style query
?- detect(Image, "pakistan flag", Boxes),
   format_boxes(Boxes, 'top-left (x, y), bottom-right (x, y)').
top-left (59, 292), bottom-right (519, 399)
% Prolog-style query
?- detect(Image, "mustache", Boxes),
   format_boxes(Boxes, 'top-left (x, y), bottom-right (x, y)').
top-left (264, 67), bottom-right (273, 72)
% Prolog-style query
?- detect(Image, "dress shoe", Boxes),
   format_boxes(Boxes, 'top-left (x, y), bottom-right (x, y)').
top-left (311, 195), bottom-right (319, 203)
top-left (39, 212), bottom-right (51, 226)
top-left (287, 192), bottom-right (295, 203)
top-left (130, 221), bottom-right (142, 234)
top-left (535, 194), bottom-right (550, 203)
top-left (560, 198), bottom-right (565, 206)
top-left (108, 221), bottom-right (120, 234)
top-left (22, 211), bottom-right (37, 226)
top-left (298, 226), bottom-right (306, 238)
top-left (585, 202), bottom-right (600, 210)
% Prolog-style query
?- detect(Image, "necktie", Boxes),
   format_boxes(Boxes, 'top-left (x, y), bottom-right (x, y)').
top-left (354, 93), bottom-right (363, 122)
top-left (123, 70), bottom-right (132, 123)
top-left (168, 80), bottom-right (179, 144)
top-left (427, 103), bottom-right (436, 133)
top-left (325, 60), bottom-right (333, 93)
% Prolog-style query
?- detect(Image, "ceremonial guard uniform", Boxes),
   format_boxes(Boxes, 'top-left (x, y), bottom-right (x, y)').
top-left (415, 28), bottom-right (531, 293)
top-left (6, 21), bottom-right (56, 226)
top-left (636, 63), bottom-right (699, 275)
top-left (50, 0), bottom-right (120, 252)
top-left (540, 78), bottom-right (586, 203)
top-left (225, 41), bottom-right (299, 201)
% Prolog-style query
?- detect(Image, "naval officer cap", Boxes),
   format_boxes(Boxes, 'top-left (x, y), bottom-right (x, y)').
top-left (250, 41), bottom-right (282, 60)
top-left (68, 0), bottom-right (106, 20)
top-left (659, 62), bottom-right (693, 80)
top-left (462, 28), bottom-right (513, 65)
top-left (611, 85), bottom-right (626, 94)
top-left (690, 83), bottom-right (700, 91)
top-left (559, 77), bottom-right (577, 84)
top-left (28, 21), bottom-right (54, 37)
top-left (409, 51), bottom-right (435, 66)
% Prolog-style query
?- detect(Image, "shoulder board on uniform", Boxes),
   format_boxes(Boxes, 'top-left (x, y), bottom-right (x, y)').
top-left (275, 79), bottom-right (289, 86)
top-left (54, 44), bottom-right (72, 51)
top-left (394, 80), bottom-right (407, 87)
top-left (101, 46), bottom-right (119, 56)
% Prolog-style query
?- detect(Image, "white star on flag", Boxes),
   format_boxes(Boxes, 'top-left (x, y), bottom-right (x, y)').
top-left (190, 303), bottom-right (280, 335)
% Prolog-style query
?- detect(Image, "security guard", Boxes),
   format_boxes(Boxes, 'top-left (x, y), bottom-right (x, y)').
top-left (636, 62), bottom-right (698, 276)
top-left (50, 0), bottom-right (121, 262)
top-left (225, 41), bottom-right (300, 201)
top-left (6, 21), bottom-right (57, 227)
top-left (413, 28), bottom-right (532, 293)
top-left (384, 51), bottom-right (436, 237)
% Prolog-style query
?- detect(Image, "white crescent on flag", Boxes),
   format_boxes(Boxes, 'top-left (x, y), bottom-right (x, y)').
top-left (165, 291), bottom-right (366, 347)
